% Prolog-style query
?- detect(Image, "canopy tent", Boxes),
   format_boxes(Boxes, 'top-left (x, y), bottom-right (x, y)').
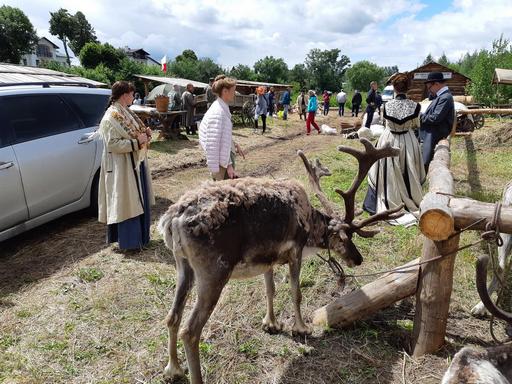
top-left (492, 68), bottom-right (512, 85)
top-left (134, 74), bottom-right (209, 90)
top-left (0, 63), bottom-right (106, 87)
top-left (145, 83), bottom-right (174, 101)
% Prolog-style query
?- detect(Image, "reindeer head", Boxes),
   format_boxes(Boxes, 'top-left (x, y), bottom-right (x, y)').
top-left (298, 138), bottom-right (404, 267)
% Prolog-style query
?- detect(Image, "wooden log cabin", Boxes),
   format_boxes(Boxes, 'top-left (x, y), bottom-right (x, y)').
top-left (406, 61), bottom-right (470, 102)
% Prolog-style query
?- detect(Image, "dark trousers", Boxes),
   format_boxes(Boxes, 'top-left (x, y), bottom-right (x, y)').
top-left (255, 114), bottom-right (267, 133)
top-left (299, 107), bottom-right (306, 120)
top-left (323, 102), bottom-right (329, 115)
top-left (365, 106), bottom-right (376, 128)
top-left (352, 104), bottom-right (360, 117)
top-left (338, 103), bottom-right (345, 116)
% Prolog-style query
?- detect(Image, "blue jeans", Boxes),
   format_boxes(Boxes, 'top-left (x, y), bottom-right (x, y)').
top-left (338, 103), bottom-right (345, 116)
top-left (283, 104), bottom-right (289, 119)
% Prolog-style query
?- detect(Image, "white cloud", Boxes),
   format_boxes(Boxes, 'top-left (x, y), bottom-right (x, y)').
top-left (5, 0), bottom-right (512, 71)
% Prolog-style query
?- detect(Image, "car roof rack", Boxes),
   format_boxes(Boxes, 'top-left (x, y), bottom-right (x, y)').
top-left (0, 82), bottom-right (98, 88)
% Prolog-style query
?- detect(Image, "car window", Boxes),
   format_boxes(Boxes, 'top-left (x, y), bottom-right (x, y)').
top-left (3, 95), bottom-right (81, 144)
top-left (62, 94), bottom-right (109, 127)
top-left (0, 102), bottom-right (14, 148)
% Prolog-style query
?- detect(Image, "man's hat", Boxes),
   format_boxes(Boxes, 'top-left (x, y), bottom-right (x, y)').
top-left (425, 72), bottom-right (446, 84)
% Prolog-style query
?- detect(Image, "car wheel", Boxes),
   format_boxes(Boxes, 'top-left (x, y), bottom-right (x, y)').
top-left (88, 170), bottom-right (100, 216)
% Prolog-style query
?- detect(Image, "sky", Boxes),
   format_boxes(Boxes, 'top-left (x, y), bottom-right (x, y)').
top-left (5, 0), bottom-right (512, 71)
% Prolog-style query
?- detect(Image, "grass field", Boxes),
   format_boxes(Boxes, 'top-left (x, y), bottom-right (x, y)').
top-left (1, 113), bottom-right (511, 383)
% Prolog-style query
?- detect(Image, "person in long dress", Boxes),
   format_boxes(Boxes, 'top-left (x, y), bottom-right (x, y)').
top-left (182, 83), bottom-right (196, 135)
top-left (98, 81), bottom-right (155, 251)
top-left (363, 73), bottom-right (425, 215)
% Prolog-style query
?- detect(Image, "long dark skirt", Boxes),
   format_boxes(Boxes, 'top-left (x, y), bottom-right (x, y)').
top-left (107, 162), bottom-right (151, 250)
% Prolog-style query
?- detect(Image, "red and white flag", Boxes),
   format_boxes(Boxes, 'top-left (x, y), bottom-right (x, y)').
top-left (161, 55), bottom-right (168, 72)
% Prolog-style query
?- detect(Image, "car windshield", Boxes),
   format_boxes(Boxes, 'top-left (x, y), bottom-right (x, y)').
top-left (382, 89), bottom-right (394, 96)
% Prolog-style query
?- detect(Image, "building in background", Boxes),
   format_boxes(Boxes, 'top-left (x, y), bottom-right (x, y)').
top-left (21, 37), bottom-right (69, 67)
top-left (122, 47), bottom-right (160, 67)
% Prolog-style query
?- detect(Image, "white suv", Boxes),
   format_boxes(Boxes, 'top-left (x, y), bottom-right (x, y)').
top-left (0, 85), bottom-right (110, 242)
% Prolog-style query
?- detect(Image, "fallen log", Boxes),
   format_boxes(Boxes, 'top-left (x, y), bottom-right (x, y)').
top-left (459, 108), bottom-right (512, 115)
top-left (312, 258), bottom-right (420, 328)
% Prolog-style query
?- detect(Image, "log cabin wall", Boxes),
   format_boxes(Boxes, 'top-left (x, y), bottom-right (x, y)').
top-left (406, 61), bottom-right (470, 102)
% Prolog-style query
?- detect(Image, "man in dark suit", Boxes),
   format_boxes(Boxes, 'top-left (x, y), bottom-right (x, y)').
top-left (420, 72), bottom-right (455, 170)
top-left (364, 81), bottom-right (378, 128)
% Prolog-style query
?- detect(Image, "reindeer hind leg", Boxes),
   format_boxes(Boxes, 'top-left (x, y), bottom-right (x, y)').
top-left (164, 255), bottom-right (194, 381)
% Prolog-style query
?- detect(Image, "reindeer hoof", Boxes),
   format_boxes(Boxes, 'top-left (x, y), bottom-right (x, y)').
top-left (163, 362), bottom-right (185, 382)
top-left (470, 302), bottom-right (489, 318)
top-left (292, 323), bottom-right (312, 337)
top-left (262, 318), bottom-right (282, 334)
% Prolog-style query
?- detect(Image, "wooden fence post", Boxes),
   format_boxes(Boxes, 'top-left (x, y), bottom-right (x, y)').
top-left (412, 139), bottom-right (461, 356)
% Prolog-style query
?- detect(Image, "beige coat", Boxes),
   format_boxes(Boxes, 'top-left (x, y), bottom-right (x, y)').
top-left (98, 104), bottom-right (155, 225)
top-left (297, 94), bottom-right (309, 114)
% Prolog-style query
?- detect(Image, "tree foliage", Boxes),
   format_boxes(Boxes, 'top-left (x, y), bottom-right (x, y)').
top-left (345, 60), bottom-right (386, 91)
top-left (79, 42), bottom-right (125, 69)
top-left (304, 48), bottom-right (350, 91)
top-left (423, 53), bottom-right (434, 65)
top-left (254, 56), bottom-right (289, 83)
top-left (69, 11), bottom-right (98, 55)
top-left (229, 64), bottom-right (256, 81)
top-left (175, 49), bottom-right (198, 62)
top-left (49, 8), bottom-right (75, 65)
top-left (0, 5), bottom-right (38, 63)
top-left (289, 64), bottom-right (308, 88)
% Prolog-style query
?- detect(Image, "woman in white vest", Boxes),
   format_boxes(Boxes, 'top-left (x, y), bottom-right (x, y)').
top-left (199, 75), bottom-right (245, 180)
top-left (98, 81), bottom-right (155, 251)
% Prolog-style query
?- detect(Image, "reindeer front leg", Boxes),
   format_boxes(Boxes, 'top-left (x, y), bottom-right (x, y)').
top-left (288, 253), bottom-right (312, 336)
top-left (262, 268), bottom-right (282, 334)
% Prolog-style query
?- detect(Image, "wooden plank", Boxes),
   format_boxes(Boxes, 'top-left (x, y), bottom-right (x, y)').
top-left (312, 258), bottom-right (420, 328)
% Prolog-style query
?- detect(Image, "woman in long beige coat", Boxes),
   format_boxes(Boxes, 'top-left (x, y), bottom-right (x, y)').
top-left (98, 81), bottom-right (155, 250)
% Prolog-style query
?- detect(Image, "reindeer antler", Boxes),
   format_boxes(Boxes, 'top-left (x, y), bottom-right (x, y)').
top-left (298, 150), bottom-right (339, 216)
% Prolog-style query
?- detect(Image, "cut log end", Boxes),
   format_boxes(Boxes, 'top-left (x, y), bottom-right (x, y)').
top-left (419, 209), bottom-right (455, 241)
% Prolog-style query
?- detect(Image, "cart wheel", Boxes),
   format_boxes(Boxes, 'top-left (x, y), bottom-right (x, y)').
top-left (459, 116), bottom-right (475, 132)
top-left (473, 114), bottom-right (485, 129)
top-left (242, 101), bottom-right (255, 126)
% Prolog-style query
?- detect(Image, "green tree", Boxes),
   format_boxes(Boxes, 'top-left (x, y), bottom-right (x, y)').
top-left (289, 63), bottom-right (308, 88)
top-left (0, 5), bottom-right (38, 64)
top-left (49, 8), bottom-right (76, 65)
top-left (69, 11), bottom-right (98, 55)
top-left (469, 36), bottom-right (512, 105)
top-left (196, 58), bottom-right (223, 83)
top-left (382, 65), bottom-right (399, 77)
top-left (229, 64), bottom-right (256, 80)
top-left (438, 52), bottom-right (450, 66)
top-left (168, 58), bottom-right (201, 80)
top-left (304, 48), bottom-right (350, 91)
top-left (423, 53), bottom-right (434, 65)
top-left (253, 56), bottom-right (289, 83)
top-left (79, 42), bottom-right (124, 69)
top-left (345, 60), bottom-right (386, 91)
top-left (175, 49), bottom-right (198, 62)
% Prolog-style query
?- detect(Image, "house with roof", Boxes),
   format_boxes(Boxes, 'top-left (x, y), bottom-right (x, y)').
top-left (122, 47), bottom-right (160, 67)
top-left (20, 37), bottom-right (69, 67)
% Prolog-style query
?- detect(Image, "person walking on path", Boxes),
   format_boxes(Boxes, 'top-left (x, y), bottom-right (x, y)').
top-left (98, 81), bottom-right (155, 251)
top-left (363, 73), bottom-right (425, 216)
top-left (322, 90), bottom-right (330, 115)
top-left (336, 88), bottom-right (347, 116)
top-left (297, 89), bottom-right (308, 120)
top-left (205, 77), bottom-right (217, 109)
top-left (182, 83), bottom-right (197, 135)
top-left (281, 87), bottom-right (291, 120)
top-left (199, 75), bottom-right (245, 181)
top-left (306, 90), bottom-right (320, 135)
top-left (351, 90), bottom-right (362, 117)
top-left (364, 81), bottom-right (378, 128)
top-left (267, 87), bottom-right (275, 117)
top-left (254, 86), bottom-right (268, 134)
top-left (419, 72), bottom-right (455, 170)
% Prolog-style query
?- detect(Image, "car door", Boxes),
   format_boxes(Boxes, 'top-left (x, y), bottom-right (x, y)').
top-left (0, 108), bottom-right (28, 231)
top-left (3, 94), bottom-right (97, 219)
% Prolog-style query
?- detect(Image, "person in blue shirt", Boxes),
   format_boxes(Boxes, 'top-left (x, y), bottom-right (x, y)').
top-left (280, 87), bottom-right (291, 120)
top-left (306, 90), bottom-right (320, 135)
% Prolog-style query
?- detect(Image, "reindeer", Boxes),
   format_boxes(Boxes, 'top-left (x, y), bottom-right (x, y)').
top-left (157, 139), bottom-right (403, 384)
top-left (471, 182), bottom-right (512, 317)
top-left (443, 254), bottom-right (512, 384)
